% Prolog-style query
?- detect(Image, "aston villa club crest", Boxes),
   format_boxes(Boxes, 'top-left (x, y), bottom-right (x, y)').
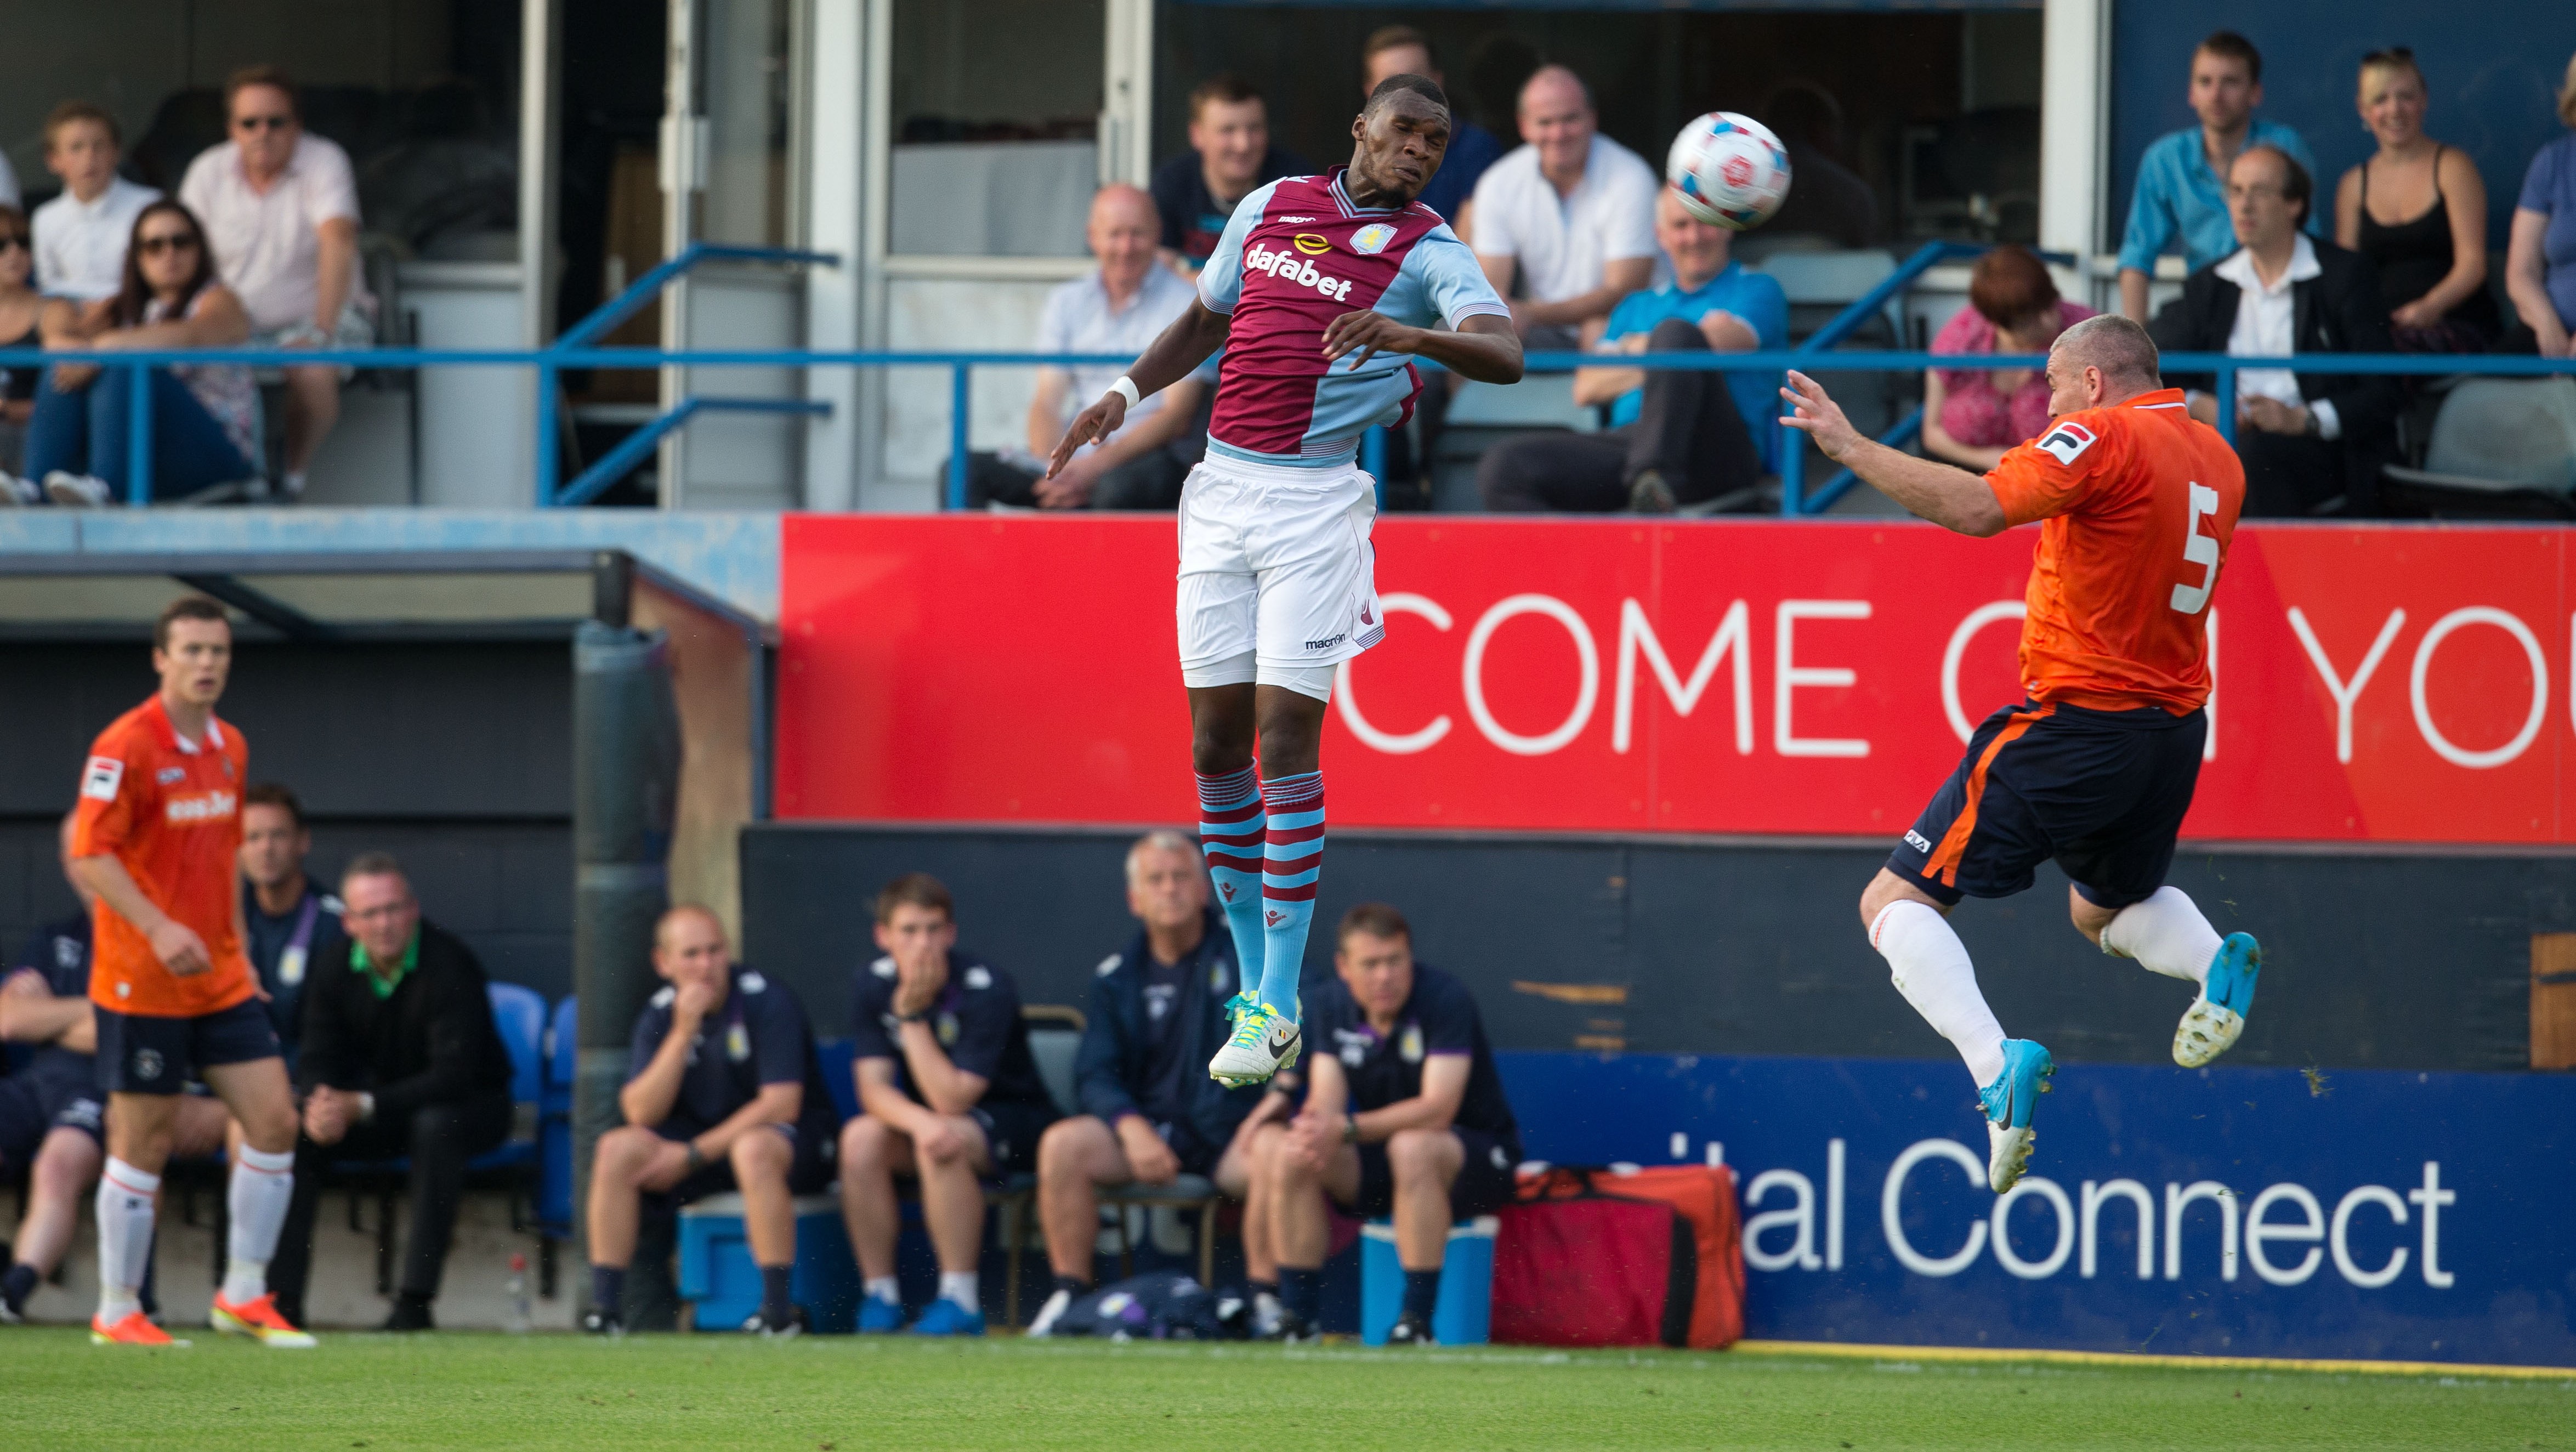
top-left (1351, 223), bottom-right (1397, 256)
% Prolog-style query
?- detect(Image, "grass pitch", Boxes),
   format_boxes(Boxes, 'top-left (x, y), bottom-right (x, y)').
top-left (2, 1329), bottom-right (2567, 1451)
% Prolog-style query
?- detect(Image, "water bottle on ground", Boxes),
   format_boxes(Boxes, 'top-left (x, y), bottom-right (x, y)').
top-left (506, 1252), bottom-right (532, 1334)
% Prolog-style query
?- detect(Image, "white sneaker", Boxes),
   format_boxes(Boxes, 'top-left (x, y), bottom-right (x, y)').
top-left (1207, 1000), bottom-right (1301, 1087)
top-left (1025, 1287), bottom-right (1072, 1338)
top-left (0, 472), bottom-right (34, 506)
top-left (43, 471), bottom-right (111, 507)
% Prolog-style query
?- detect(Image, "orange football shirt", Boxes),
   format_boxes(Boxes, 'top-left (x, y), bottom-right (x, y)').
top-left (69, 694), bottom-right (257, 1017)
top-left (1981, 388), bottom-right (2244, 716)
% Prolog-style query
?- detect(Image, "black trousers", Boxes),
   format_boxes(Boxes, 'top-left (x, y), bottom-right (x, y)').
top-left (956, 450), bottom-right (1189, 510)
top-left (2235, 429), bottom-right (2350, 518)
top-left (270, 1093), bottom-right (513, 1320)
top-left (1478, 319), bottom-right (1763, 512)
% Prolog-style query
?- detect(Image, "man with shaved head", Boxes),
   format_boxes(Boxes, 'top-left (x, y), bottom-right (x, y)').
top-left (585, 904), bottom-right (838, 1337)
top-left (1784, 312), bottom-right (2266, 1199)
top-left (958, 184), bottom-right (1214, 509)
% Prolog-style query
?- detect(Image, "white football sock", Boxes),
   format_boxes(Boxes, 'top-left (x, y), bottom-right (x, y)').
top-left (223, 1144), bottom-right (296, 1302)
top-left (94, 1158), bottom-right (160, 1323)
top-left (938, 1270), bottom-right (979, 1311)
top-left (865, 1275), bottom-right (900, 1307)
top-left (1871, 900), bottom-right (2008, 1086)
top-left (2101, 887), bottom-right (2223, 985)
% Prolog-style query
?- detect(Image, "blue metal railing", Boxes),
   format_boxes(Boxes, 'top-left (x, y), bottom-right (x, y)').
top-left (7, 341), bottom-right (2576, 512)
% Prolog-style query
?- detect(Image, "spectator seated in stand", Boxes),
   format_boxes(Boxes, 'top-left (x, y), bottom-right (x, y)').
top-left (1152, 75), bottom-right (1310, 275)
top-left (2117, 31), bottom-right (2318, 324)
top-left (0, 812), bottom-right (224, 1323)
top-left (179, 65), bottom-right (375, 501)
top-left (839, 873), bottom-right (1058, 1337)
top-left (586, 905), bottom-right (839, 1337)
top-left (1923, 246), bottom-right (2098, 471)
top-left (1477, 188), bottom-right (1786, 514)
top-left (1470, 64), bottom-right (1658, 353)
top-left (0, 207), bottom-right (36, 493)
top-left (1023, 832), bottom-right (1286, 1337)
top-left (236, 782), bottom-right (344, 1073)
top-left (2334, 48), bottom-right (2497, 354)
top-left (957, 186), bottom-right (1211, 511)
top-left (30, 103), bottom-right (161, 314)
top-left (27, 199), bottom-right (257, 506)
top-left (267, 853), bottom-right (514, 1332)
top-left (1363, 27), bottom-right (1501, 237)
top-left (2151, 145), bottom-right (2401, 518)
top-left (2506, 50), bottom-right (2576, 360)
top-left (1245, 903), bottom-right (1522, 1345)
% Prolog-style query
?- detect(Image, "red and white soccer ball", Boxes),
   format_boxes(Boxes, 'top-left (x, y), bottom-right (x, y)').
top-left (1665, 112), bottom-right (1792, 232)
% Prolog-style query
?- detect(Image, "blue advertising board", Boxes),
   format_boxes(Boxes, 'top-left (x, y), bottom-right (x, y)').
top-left (1498, 1051), bottom-right (2576, 1368)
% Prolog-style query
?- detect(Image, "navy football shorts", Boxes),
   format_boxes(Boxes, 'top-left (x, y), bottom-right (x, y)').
top-left (95, 998), bottom-right (281, 1096)
top-left (1886, 700), bottom-right (2206, 911)
top-left (0, 1071), bottom-right (105, 1165)
top-left (649, 1119), bottom-right (836, 1208)
top-left (1349, 1125), bottom-right (1520, 1221)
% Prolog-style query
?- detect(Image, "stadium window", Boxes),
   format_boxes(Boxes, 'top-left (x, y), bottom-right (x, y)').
top-left (888, 0), bottom-right (1108, 258)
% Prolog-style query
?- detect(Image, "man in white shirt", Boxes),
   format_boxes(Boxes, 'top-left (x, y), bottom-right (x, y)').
top-left (1467, 66), bottom-right (1659, 349)
top-left (2147, 145), bottom-right (2398, 516)
top-left (31, 104), bottom-right (160, 303)
top-left (179, 66), bottom-right (373, 500)
top-left (958, 184), bottom-right (1211, 510)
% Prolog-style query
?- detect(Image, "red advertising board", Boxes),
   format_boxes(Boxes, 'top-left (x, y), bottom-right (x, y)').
top-left (778, 515), bottom-right (2569, 844)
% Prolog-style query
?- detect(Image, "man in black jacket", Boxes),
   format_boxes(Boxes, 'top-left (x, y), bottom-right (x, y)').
top-left (2149, 145), bottom-right (2401, 516)
top-left (268, 853), bottom-right (514, 1331)
top-left (1024, 832), bottom-right (1285, 1336)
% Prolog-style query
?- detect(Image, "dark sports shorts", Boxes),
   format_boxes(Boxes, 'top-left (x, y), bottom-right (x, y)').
top-left (968, 1100), bottom-right (1057, 1178)
top-left (1348, 1125), bottom-right (1521, 1221)
top-left (1158, 1122), bottom-right (1225, 1180)
top-left (0, 1071), bottom-right (106, 1163)
top-left (95, 998), bottom-right (281, 1096)
top-left (649, 1120), bottom-right (837, 1209)
top-left (1887, 700), bottom-right (2206, 911)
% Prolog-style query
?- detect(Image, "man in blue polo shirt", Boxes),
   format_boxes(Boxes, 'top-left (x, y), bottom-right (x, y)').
top-left (1247, 902), bottom-right (1520, 1345)
top-left (585, 904), bottom-right (838, 1337)
top-left (237, 783), bottom-right (344, 1070)
top-left (2117, 31), bottom-right (2317, 322)
top-left (839, 874), bottom-right (1058, 1337)
top-left (1025, 831), bottom-right (1284, 1337)
top-left (1478, 186), bottom-right (1788, 514)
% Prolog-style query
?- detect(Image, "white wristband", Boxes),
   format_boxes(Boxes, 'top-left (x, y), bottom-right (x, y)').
top-left (1109, 375), bottom-right (1143, 410)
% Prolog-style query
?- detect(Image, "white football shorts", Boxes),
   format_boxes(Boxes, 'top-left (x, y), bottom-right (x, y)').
top-left (1175, 453), bottom-right (1386, 696)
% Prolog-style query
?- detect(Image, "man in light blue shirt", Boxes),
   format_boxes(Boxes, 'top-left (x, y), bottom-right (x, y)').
top-left (2117, 32), bottom-right (2317, 322)
top-left (1478, 188), bottom-right (1788, 513)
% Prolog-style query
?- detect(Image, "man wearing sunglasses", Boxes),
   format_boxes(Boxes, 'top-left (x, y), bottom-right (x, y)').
top-left (177, 65), bottom-right (373, 502)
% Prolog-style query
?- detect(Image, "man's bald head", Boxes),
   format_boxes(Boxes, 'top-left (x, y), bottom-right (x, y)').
top-left (655, 903), bottom-right (727, 951)
top-left (1087, 182), bottom-right (1161, 288)
top-left (1090, 183), bottom-right (1156, 234)
top-left (2050, 314), bottom-right (2162, 397)
top-left (1518, 64), bottom-right (1590, 118)
top-left (652, 903), bottom-right (731, 992)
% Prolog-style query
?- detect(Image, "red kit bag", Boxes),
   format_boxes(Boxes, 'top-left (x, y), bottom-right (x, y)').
top-left (1491, 1165), bottom-right (1744, 1350)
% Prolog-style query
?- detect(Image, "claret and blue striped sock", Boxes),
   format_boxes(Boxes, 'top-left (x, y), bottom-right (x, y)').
top-left (1197, 765), bottom-right (1267, 997)
top-left (1258, 770), bottom-right (1325, 1020)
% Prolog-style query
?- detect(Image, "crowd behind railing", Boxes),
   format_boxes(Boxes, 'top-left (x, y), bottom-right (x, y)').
top-left (5, 34), bottom-right (2576, 519)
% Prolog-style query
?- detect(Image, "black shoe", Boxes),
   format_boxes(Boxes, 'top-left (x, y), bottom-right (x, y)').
top-left (582, 1308), bottom-right (624, 1336)
top-left (1386, 1309), bottom-right (1436, 1346)
top-left (379, 1296), bottom-right (435, 1332)
top-left (1627, 470), bottom-right (1677, 514)
top-left (1263, 1308), bottom-right (1319, 1344)
top-left (742, 1304), bottom-right (808, 1338)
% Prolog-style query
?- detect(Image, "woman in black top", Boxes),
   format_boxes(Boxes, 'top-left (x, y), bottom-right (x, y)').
top-left (2334, 48), bottom-right (2499, 351)
top-left (0, 205), bottom-right (40, 494)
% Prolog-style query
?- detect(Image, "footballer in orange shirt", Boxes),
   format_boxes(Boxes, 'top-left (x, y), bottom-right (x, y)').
top-left (66, 597), bottom-right (312, 1348)
top-left (1783, 315), bottom-right (2262, 1196)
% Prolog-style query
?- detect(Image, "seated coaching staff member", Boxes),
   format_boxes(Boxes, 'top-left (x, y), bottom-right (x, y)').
top-left (586, 905), bottom-right (839, 1337)
top-left (268, 853), bottom-right (513, 1332)
top-left (1025, 831), bottom-right (1283, 1336)
top-left (840, 874), bottom-right (1057, 1337)
top-left (1250, 903), bottom-right (1520, 1344)
top-left (237, 782), bottom-right (344, 1069)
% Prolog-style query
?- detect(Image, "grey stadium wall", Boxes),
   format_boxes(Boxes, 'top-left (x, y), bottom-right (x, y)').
top-left (742, 823), bottom-right (2573, 1074)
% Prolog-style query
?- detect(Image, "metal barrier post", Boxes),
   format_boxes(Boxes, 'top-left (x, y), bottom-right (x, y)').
top-left (125, 361), bottom-right (153, 506)
top-left (536, 358), bottom-right (561, 506)
top-left (1780, 429), bottom-right (1805, 515)
top-left (1362, 426), bottom-right (1387, 507)
top-left (2215, 364), bottom-right (2235, 445)
top-left (948, 364), bottom-right (972, 510)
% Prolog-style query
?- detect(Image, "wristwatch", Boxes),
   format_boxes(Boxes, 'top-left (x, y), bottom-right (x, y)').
top-left (683, 1143), bottom-right (707, 1173)
top-left (1341, 1116), bottom-right (1360, 1145)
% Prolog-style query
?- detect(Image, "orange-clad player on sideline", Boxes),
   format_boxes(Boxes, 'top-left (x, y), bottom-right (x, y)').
top-left (1781, 314), bottom-right (2259, 1195)
top-left (69, 597), bottom-right (313, 1347)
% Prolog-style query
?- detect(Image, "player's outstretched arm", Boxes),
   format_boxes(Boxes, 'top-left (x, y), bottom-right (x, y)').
top-left (1045, 301), bottom-right (1232, 478)
top-left (1322, 311), bottom-right (1523, 384)
top-left (1780, 369), bottom-right (2006, 537)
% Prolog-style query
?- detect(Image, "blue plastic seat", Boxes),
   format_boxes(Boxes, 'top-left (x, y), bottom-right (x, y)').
top-left (537, 995), bottom-right (577, 1233)
top-left (470, 982), bottom-right (547, 1172)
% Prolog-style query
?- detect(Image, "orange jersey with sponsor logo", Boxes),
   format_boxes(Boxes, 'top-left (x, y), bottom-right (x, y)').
top-left (1981, 388), bottom-right (2244, 715)
top-left (69, 695), bottom-right (256, 1017)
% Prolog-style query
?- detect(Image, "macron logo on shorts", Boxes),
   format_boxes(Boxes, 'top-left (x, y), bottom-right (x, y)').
top-left (2034, 421), bottom-right (2098, 467)
top-left (82, 756), bottom-right (123, 802)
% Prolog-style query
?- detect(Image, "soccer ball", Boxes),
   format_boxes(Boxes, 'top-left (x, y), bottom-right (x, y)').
top-left (1665, 112), bottom-right (1791, 231)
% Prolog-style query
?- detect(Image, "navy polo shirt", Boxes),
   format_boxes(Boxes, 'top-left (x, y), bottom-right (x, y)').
top-left (848, 951), bottom-right (1054, 1114)
top-left (5, 915), bottom-right (98, 1094)
top-left (1309, 962), bottom-right (1519, 1150)
top-left (626, 965), bottom-right (837, 1143)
